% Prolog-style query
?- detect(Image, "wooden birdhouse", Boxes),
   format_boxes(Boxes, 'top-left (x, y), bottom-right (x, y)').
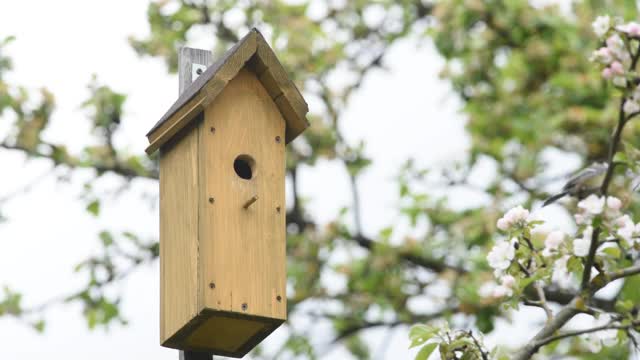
top-left (145, 29), bottom-right (309, 358)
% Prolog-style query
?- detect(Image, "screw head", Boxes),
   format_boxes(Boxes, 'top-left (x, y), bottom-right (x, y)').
top-left (276, 206), bottom-right (281, 213)
top-left (196, 68), bottom-right (203, 75)
top-left (275, 136), bottom-right (281, 143)
top-left (209, 282), bottom-right (215, 289)
top-left (276, 295), bottom-right (282, 302)
top-left (208, 197), bottom-right (215, 204)
top-left (241, 303), bottom-right (248, 311)
top-left (210, 127), bottom-right (215, 134)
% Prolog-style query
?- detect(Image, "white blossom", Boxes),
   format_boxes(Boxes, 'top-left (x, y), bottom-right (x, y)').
top-left (615, 214), bottom-right (637, 246)
top-left (633, 85), bottom-right (640, 100)
top-left (613, 76), bottom-right (627, 87)
top-left (531, 225), bottom-right (550, 243)
top-left (590, 47), bottom-right (613, 64)
top-left (606, 196), bottom-right (622, 211)
top-left (478, 281), bottom-right (497, 298)
top-left (578, 194), bottom-right (605, 215)
top-left (491, 285), bottom-right (508, 298)
top-left (492, 285), bottom-right (511, 297)
top-left (617, 21), bottom-right (640, 37)
top-left (610, 60), bottom-right (625, 75)
top-left (552, 255), bottom-right (573, 287)
top-left (573, 226), bottom-right (593, 257)
top-left (574, 213), bottom-right (588, 225)
top-left (501, 274), bottom-right (516, 288)
top-left (496, 205), bottom-right (530, 231)
top-left (542, 230), bottom-right (565, 257)
top-left (488, 239), bottom-right (516, 273)
top-left (594, 314), bottom-right (619, 346)
top-left (496, 218), bottom-right (510, 231)
top-left (624, 99), bottom-right (640, 115)
top-left (581, 314), bottom-right (619, 353)
top-left (592, 15), bottom-right (611, 38)
top-left (490, 275), bottom-right (517, 298)
top-left (606, 35), bottom-right (626, 59)
top-left (582, 334), bottom-right (603, 353)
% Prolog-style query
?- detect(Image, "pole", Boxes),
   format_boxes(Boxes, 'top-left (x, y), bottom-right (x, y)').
top-left (178, 47), bottom-right (213, 95)
top-left (176, 46), bottom-right (214, 360)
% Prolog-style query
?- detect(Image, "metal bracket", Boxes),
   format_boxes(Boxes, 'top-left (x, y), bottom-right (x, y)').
top-left (179, 350), bottom-right (213, 360)
top-left (192, 63), bottom-right (208, 82)
top-left (179, 47), bottom-right (212, 96)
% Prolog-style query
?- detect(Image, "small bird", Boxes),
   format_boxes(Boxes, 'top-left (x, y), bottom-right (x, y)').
top-left (543, 162), bottom-right (608, 207)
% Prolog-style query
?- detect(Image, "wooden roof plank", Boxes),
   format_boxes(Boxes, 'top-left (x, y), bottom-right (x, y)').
top-left (146, 29), bottom-right (309, 155)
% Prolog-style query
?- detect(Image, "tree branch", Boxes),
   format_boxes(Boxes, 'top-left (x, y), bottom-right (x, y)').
top-left (533, 320), bottom-right (640, 350)
top-left (330, 307), bottom-right (452, 344)
top-left (535, 282), bottom-right (553, 323)
top-left (513, 301), bottom-right (580, 360)
top-left (0, 142), bottom-right (158, 180)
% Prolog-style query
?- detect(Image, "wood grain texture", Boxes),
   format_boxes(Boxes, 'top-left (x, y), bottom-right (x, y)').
top-left (178, 48), bottom-right (213, 96)
top-left (146, 33), bottom-right (257, 155)
top-left (146, 93), bottom-right (206, 155)
top-left (199, 68), bottom-right (287, 321)
top-left (159, 122), bottom-right (201, 344)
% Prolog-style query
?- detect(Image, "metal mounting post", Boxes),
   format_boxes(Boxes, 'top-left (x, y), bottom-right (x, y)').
top-left (176, 47), bottom-right (215, 360)
top-left (178, 47), bottom-right (213, 96)
top-left (179, 350), bottom-right (213, 360)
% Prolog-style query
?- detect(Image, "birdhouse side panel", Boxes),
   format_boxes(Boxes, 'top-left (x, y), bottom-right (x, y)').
top-left (159, 122), bottom-right (201, 344)
top-left (199, 68), bottom-right (287, 321)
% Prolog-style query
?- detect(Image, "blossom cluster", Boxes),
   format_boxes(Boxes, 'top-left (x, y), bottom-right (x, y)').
top-left (479, 192), bottom-right (639, 352)
top-left (590, 16), bottom-right (640, 115)
top-left (485, 194), bottom-right (637, 302)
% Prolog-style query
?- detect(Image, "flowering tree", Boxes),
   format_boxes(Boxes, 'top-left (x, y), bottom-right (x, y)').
top-left (409, 14), bottom-right (640, 360)
top-left (3, 1), bottom-right (640, 359)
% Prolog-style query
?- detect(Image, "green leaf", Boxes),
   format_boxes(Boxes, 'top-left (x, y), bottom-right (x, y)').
top-left (409, 324), bottom-right (437, 348)
top-left (475, 307), bottom-right (497, 333)
top-left (32, 319), bottom-right (45, 333)
top-left (567, 256), bottom-right (583, 273)
top-left (345, 335), bottom-right (369, 359)
top-left (620, 274), bottom-right (640, 303)
top-left (416, 342), bottom-right (438, 360)
top-left (615, 299), bottom-right (634, 312)
top-left (99, 231), bottom-right (113, 247)
top-left (613, 151), bottom-right (628, 165)
top-left (602, 247), bottom-right (621, 258)
top-left (379, 227), bottom-right (393, 241)
top-left (2, 36), bottom-right (15, 45)
top-left (86, 199), bottom-right (100, 217)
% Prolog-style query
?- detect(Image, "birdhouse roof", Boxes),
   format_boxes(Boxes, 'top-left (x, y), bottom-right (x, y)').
top-left (145, 28), bottom-right (309, 154)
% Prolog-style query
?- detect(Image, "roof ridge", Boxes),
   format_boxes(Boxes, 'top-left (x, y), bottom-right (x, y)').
top-left (145, 29), bottom-right (309, 154)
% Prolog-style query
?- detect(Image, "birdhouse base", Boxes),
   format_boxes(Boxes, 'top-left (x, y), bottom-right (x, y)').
top-left (162, 308), bottom-right (284, 358)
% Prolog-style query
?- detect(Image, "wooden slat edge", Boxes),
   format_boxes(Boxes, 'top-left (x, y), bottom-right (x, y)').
top-left (146, 94), bottom-right (205, 154)
top-left (255, 36), bottom-right (307, 114)
top-left (254, 35), bottom-right (309, 142)
top-left (146, 33), bottom-right (258, 154)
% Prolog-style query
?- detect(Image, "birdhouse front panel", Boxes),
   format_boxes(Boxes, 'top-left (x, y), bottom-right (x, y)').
top-left (200, 68), bottom-right (287, 321)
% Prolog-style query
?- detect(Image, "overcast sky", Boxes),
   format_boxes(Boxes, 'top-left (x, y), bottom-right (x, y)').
top-left (0, 1), bottom-right (597, 359)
